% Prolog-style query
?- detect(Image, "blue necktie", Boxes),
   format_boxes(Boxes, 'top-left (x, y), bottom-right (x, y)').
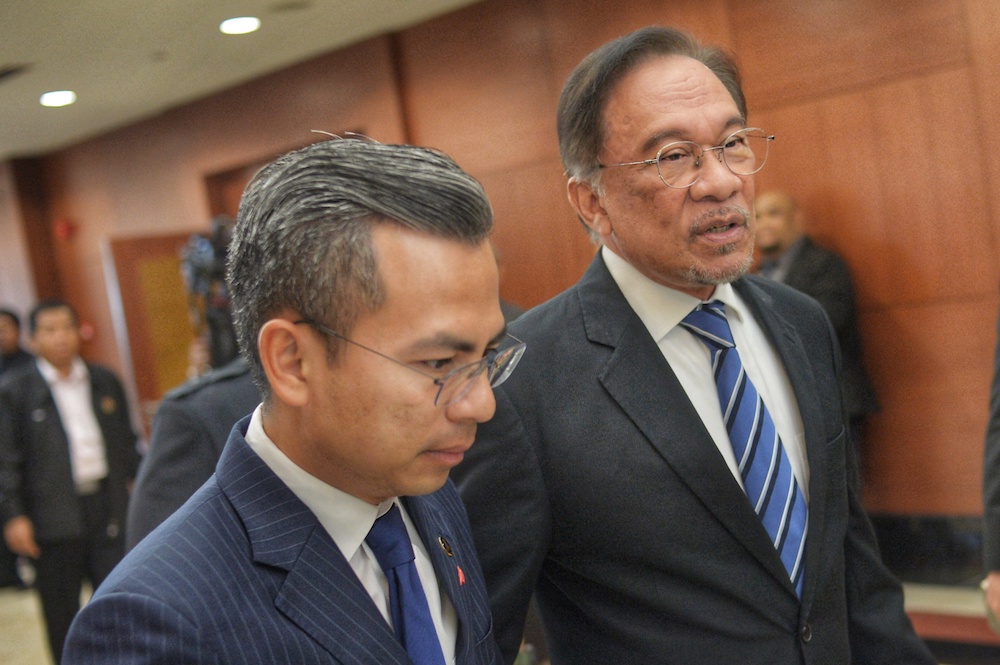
top-left (366, 504), bottom-right (447, 665)
top-left (681, 301), bottom-right (808, 596)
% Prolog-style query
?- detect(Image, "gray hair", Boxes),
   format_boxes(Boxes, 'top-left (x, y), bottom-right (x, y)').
top-left (557, 26), bottom-right (747, 186)
top-left (227, 138), bottom-right (493, 398)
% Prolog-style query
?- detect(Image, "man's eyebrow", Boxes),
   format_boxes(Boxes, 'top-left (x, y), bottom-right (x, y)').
top-left (641, 129), bottom-right (685, 155)
top-left (409, 327), bottom-right (508, 354)
top-left (640, 116), bottom-right (747, 154)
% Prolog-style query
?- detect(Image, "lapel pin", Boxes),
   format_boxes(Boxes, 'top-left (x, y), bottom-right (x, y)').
top-left (100, 396), bottom-right (117, 415)
top-left (438, 536), bottom-right (453, 557)
top-left (457, 565), bottom-right (466, 586)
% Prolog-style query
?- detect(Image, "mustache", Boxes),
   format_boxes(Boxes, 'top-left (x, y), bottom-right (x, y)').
top-left (689, 206), bottom-right (752, 235)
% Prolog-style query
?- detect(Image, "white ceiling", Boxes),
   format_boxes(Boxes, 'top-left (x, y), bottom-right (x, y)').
top-left (0, 0), bottom-right (483, 161)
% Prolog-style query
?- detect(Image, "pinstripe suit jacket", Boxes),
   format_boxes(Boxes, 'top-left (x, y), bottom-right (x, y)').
top-left (64, 417), bottom-right (502, 664)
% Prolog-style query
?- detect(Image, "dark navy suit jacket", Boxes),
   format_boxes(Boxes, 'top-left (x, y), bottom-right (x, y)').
top-left (65, 417), bottom-right (502, 664)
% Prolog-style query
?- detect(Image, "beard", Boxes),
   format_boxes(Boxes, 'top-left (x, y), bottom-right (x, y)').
top-left (684, 206), bottom-right (755, 286)
top-left (683, 241), bottom-right (754, 286)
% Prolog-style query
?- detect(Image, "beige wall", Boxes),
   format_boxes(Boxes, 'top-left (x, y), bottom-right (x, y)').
top-left (2, 0), bottom-right (997, 515)
top-left (0, 163), bottom-right (36, 313)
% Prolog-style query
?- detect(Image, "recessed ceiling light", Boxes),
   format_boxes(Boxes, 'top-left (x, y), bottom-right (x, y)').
top-left (40, 90), bottom-right (77, 107)
top-left (219, 16), bottom-right (261, 35)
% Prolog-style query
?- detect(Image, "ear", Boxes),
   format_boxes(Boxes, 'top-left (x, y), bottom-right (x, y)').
top-left (567, 177), bottom-right (613, 241)
top-left (258, 319), bottom-right (311, 408)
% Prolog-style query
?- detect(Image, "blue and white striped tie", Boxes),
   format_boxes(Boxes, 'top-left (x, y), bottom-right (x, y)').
top-left (681, 301), bottom-right (808, 596)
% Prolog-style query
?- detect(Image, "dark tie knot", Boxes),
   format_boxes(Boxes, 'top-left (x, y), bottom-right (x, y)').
top-left (366, 504), bottom-right (415, 571)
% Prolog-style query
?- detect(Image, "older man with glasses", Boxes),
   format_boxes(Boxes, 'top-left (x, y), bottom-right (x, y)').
top-left (64, 137), bottom-right (517, 665)
top-left (453, 26), bottom-right (934, 664)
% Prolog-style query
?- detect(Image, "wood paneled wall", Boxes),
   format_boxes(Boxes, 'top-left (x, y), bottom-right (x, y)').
top-left (5, 0), bottom-right (999, 515)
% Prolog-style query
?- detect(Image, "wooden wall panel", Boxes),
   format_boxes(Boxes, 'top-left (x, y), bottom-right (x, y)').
top-left (752, 68), bottom-right (997, 309)
top-left (0, 163), bottom-right (37, 311)
top-left (965, 0), bottom-right (1000, 256)
top-left (397, 0), bottom-right (557, 174)
top-left (731, 0), bottom-right (968, 110)
top-left (541, 0), bottom-right (734, 91)
top-left (862, 300), bottom-right (995, 513)
top-left (9, 160), bottom-right (58, 301)
top-left (478, 157), bottom-right (596, 308)
top-left (751, 63), bottom-right (998, 513)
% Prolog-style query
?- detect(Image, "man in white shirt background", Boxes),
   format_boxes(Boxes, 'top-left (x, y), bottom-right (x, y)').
top-left (0, 298), bottom-right (140, 663)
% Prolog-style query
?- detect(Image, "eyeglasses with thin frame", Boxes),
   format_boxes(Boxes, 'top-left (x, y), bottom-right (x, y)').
top-left (597, 127), bottom-right (775, 189)
top-left (293, 319), bottom-right (526, 407)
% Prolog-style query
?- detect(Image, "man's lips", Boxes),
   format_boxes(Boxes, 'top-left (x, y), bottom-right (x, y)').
top-left (692, 211), bottom-right (749, 243)
top-left (425, 441), bottom-right (474, 466)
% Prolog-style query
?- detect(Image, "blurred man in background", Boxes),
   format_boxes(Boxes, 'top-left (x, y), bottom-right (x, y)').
top-left (0, 299), bottom-right (140, 663)
top-left (754, 190), bottom-right (878, 457)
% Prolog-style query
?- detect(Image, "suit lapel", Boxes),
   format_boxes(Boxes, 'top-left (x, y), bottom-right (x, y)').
top-left (403, 491), bottom-right (481, 664)
top-left (579, 256), bottom-right (805, 594)
top-left (24, 368), bottom-right (73, 465)
top-left (217, 431), bottom-right (410, 665)
top-left (735, 278), bottom-right (831, 605)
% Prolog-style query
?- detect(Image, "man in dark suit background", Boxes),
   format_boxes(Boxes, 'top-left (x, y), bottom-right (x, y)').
top-left (754, 189), bottom-right (879, 457)
top-left (0, 306), bottom-right (34, 589)
top-left (0, 299), bottom-right (140, 663)
top-left (124, 356), bottom-right (258, 549)
top-left (126, 214), bottom-right (259, 551)
top-left (64, 138), bottom-right (519, 664)
top-left (453, 26), bottom-right (933, 664)
top-left (0, 308), bottom-right (33, 377)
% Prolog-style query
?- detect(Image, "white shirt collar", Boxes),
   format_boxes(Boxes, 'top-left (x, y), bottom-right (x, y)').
top-left (36, 355), bottom-right (87, 385)
top-left (601, 245), bottom-right (747, 340)
top-left (243, 406), bottom-right (390, 563)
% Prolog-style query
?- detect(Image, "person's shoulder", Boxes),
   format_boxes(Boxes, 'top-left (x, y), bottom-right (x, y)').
top-left (163, 357), bottom-right (253, 402)
top-left (84, 361), bottom-right (126, 383)
top-left (4, 349), bottom-right (34, 372)
top-left (740, 273), bottom-right (826, 315)
top-left (0, 362), bottom-right (41, 393)
top-left (506, 287), bottom-right (581, 347)
top-left (739, 275), bottom-right (837, 351)
top-left (795, 236), bottom-right (850, 269)
top-left (117, 481), bottom-right (236, 575)
top-left (508, 263), bottom-right (597, 332)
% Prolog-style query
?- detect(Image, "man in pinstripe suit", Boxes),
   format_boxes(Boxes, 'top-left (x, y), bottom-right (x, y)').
top-left (64, 138), bottom-right (514, 664)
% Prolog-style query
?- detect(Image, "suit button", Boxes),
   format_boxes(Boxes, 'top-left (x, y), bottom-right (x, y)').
top-left (800, 623), bottom-right (812, 643)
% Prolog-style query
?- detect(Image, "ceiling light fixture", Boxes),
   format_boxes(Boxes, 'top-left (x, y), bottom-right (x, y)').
top-left (219, 16), bottom-right (261, 35)
top-left (40, 90), bottom-right (77, 107)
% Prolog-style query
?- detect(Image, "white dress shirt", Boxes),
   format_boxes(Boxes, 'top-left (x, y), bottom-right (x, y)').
top-left (37, 356), bottom-right (108, 492)
top-left (602, 247), bottom-right (809, 497)
top-left (244, 406), bottom-right (458, 663)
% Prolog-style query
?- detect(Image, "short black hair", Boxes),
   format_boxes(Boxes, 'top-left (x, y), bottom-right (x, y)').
top-left (29, 299), bottom-right (79, 335)
top-left (0, 308), bottom-right (20, 329)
